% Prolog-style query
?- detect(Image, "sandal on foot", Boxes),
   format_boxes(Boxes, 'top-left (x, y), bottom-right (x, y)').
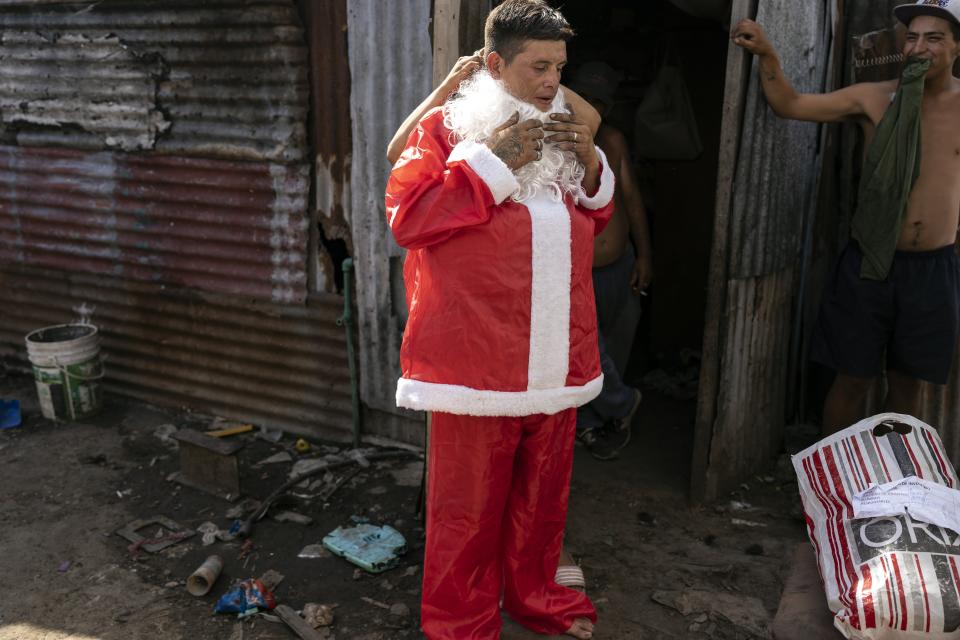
top-left (555, 564), bottom-right (586, 591)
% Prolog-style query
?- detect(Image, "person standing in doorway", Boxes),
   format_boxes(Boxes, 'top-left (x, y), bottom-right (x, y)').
top-left (733, 1), bottom-right (960, 434)
top-left (567, 62), bottom-right (651, 460)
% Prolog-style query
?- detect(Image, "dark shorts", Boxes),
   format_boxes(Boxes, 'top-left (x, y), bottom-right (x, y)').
top-left (811, 241), bottom-right (960, 384)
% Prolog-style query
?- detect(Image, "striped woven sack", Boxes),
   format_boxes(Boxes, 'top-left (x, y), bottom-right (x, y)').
top-left (794, 413), bottom-right (960, 639)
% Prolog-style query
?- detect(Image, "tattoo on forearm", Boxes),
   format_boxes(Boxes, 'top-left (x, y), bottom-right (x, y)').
top-left (493, 133), bottom-right (523, 166)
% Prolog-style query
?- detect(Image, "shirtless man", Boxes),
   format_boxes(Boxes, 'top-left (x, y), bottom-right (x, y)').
top-left (567, 62), bottom-right (651, 459)
top-left (733, 0), bottom-right (960, 434)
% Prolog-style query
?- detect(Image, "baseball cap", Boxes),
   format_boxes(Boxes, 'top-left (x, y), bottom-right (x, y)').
top-left (894, 0), bottom-right (960, 28)
top-left (566, 62), bottom-right (623, 109)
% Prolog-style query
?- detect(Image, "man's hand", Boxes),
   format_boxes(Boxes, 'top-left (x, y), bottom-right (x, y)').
top-left (731, 19), bottom-right (775, 57)
top-left (486, 112), bottom-right (545, 171)
top-left (544, 104), bottom-right (598, 172)
top-left (630, 253), bottom-right (654, 293)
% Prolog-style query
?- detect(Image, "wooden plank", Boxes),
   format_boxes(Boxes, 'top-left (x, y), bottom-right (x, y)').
top-left (690, 0), bottom-right (757, 503)
top-left (433, 0), bottom-right (460, 88)
top-left (274, 604), bottom-right (326, 640)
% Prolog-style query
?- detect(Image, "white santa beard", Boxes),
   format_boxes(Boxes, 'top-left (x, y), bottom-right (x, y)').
top-left (443, 71), bottom-right (585, 203)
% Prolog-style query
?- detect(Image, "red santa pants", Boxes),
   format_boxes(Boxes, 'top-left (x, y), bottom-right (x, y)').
top-left (420, 409), bottom-right (596, 639)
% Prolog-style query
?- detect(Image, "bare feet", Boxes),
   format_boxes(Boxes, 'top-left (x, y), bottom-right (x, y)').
top-left (565, 617), bottom-right (594, 639)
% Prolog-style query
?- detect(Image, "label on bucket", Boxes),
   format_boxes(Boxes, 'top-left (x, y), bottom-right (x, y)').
top-left (32, 358), bottom-right (102, 421)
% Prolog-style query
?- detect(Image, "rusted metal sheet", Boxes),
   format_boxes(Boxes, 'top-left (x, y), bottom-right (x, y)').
top-left (0, 0), bottom-right (308, 163)
top-left (0, 145), bottom-right (309, 303)
top-left (302, 0), bottom-right (352, 294)
top-left (0, 264), bottom-right (353, 437)
top-left (694, 0), bottom-right (835, 500)
top-left (347, 0), bottom-right (432, 419)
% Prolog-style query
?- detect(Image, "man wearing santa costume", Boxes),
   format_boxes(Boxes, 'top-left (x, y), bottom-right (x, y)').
top-left (385, 2), bottom-right (615, 638)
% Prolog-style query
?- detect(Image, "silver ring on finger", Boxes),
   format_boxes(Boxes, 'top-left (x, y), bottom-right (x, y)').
top-left (536, 149), bottom-right (542, 160)
top-left (536, 139), bottom-right (543, 150)
top-left (573, 131), bottom-right (578, 142)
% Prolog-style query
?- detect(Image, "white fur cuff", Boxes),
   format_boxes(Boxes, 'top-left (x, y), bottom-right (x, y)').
top-left (577, 146), bottom-right (615, 210)
top-left (448, 141), bottom-right (520, 205)
top-left (396, 374), bottom-right (603, 417)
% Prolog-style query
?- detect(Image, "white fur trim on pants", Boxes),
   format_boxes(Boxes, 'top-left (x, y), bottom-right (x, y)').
top-left (448, 140), bottom-right (520, 204)
top-left (395, 374), bottom-right (603, 417)
top-left (577, 146), bottom-right (615, 210)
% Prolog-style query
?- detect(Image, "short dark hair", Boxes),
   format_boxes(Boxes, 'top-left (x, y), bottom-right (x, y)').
top-left (952, 21), bottom-right (960, 42)
top-left (484, 0), bottom-right (574, 64)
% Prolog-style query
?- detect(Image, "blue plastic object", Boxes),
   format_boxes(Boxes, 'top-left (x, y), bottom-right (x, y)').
top-left (322, 524), bottom-right (407, 573)
top-left (0, 399), bottom-right (21, 429)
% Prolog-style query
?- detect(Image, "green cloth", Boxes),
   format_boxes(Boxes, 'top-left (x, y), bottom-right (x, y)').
top-left (850, 57), bottom-right (930, 281)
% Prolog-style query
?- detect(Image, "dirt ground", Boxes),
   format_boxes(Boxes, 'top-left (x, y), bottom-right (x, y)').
top-left (0, 369), bottom-right (812, 640)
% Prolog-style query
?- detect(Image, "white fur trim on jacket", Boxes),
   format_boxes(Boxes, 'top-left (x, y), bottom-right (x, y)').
top-left (577, 146), bottom-right (615, 210)
top-left (525, 193), bottom-right (571, 390)
top-left (448, 140), bottom-right (520, 205)
top-left (395, 374), bottom-right (603, 417)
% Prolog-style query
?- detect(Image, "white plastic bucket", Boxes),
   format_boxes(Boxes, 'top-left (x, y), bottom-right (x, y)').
top-left (25, 324), bottom-right (103, 421)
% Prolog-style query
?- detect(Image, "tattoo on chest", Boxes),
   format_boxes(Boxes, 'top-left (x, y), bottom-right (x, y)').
top-left (493, 133), bottom-right (523, 166)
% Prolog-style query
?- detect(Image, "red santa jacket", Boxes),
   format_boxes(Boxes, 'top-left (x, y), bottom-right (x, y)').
top-left (385, 107), bottom-right (615, 417)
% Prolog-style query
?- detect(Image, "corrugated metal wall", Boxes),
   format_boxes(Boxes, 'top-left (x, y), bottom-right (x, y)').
top-left (0, 0), bottom-right (359, 440)
top-left (0, 264), bottom-right (352, 435)
top-left (347, 0), bottom-right (432, 440)
top-left (303, 0), bottom-right (351, 294)
top-left (0, 146), bottom-right (309, 303)
top-left (695, 0), bottom-right (836, 499)
top-left (0, 1), bottom-right (307, 162)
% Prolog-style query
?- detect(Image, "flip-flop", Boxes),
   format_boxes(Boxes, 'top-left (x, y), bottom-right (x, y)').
top-left (555, 564), bottom-right (586, 592)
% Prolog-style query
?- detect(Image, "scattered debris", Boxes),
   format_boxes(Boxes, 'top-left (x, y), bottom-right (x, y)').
top-left (389, 602), bottom-right (410, 618)
top-left (258, 569), bottom-right (285, 592)
top-left (206, 423), bottom-right (254, 438)
top-left (387, 461), bottom-right (424, 488)
top-left (295, 438), bottom-right (312, 453)
top-left (298, 544), bottom-right (331, 559)
top-left (257, 426), bottom-right (285, 444)
top-left (237, 450), bottom-right (418, 538)
top-left (731, 518), bottom-right (768, 528)
top-left (273, 511), bottom-right (313, 525)
top-left (214, 578), bottom-right (276, 615)
top-left (323, 524), bottom-right (407, 574)
top-left (360, 596), bottom-right (391, 610)
top-left (651, 589), bottom-right (770, 638)
top-left (302, 602), bottom-right (336, 628)
top-left (116, 516), bottom-right (195, 554)
top-left (256, 452), bottom-right (293, 466)
top-left (197, 522), bottom-right (235, 545)
top-left (57, 560), bottom-right (71, 573)
top-left (238, 539), bottom-right (255, 560)
top-left (153, 424), bottom-right (180, 450)
top-left (274, 604), bottom-right (328, 640)
top-left (187, 555), bottom-right (223, 597)
top-left (171, 429), bottom-right (243, 501)
top-left (226, 498), bottom-right (261, 520)
top-left (0, 399), bottom-right (21, 429)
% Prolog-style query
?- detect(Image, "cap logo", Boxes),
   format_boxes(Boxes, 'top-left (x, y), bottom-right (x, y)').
top-left (919, 0), bottom-right (951, 7)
